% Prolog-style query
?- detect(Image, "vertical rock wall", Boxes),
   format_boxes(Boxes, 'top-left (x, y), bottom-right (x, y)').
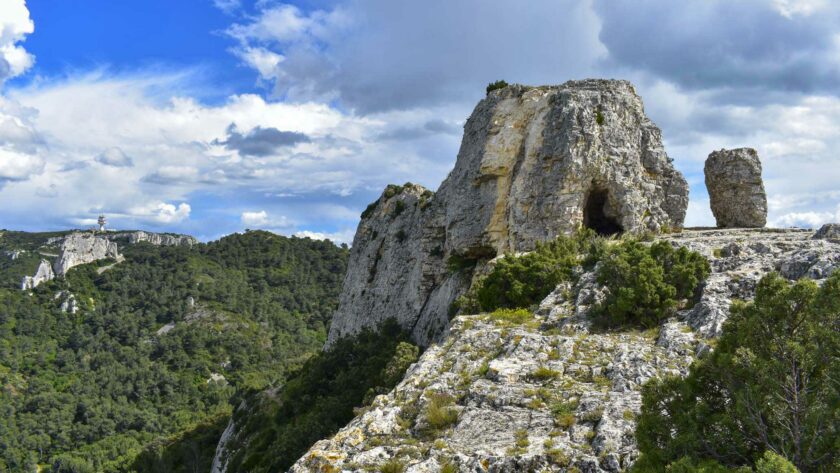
top-left (327, 79), bottom-right (689, 347)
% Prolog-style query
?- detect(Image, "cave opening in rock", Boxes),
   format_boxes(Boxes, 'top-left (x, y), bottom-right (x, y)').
top-left (583, 188), bottom-right (623, 236)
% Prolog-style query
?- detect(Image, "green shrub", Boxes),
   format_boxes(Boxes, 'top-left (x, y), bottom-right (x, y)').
top-left (530, 365), bottom-right (560, 381)
top-left (488, 308), bottom-right (534, 326)
top-left (596, 109), bottom-right (605, 125)
top-left (486, 80), bottom-right (509, 94)
top-left (476, 229), bottom-right (599, 311)
top-left (596, 241), bottom-right (709, 328)
top-left (755, 451), bottom-right (799, 473)
top-left (634, 273), bottom-right (840, 472)
top-left (361, 200), bottom-right (379, 219)
top-left (424, 393), bottom-right (459, 432)
top-left (393, 200), bottom-right (406, 217)
top-left (380, 459), bottom-right (407, 473)
top-left (440, 461), bottom-right (459, 473)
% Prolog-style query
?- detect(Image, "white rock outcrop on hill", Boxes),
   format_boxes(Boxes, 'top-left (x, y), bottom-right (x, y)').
top-left (291, 228), bottom-right (839, 473)
top-left (327, 80), bottom-right (689, 347)
top-left (21, 259), bottom-right (55, 289)
top-left (53, 232), bottom-right (122, 276)
top-left (108, 230), bottom-right (197, 247)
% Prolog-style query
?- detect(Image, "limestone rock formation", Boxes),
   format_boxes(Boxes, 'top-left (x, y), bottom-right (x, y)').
top-left (327, 79), bottom-right (689, 347)
top-left (21, 259), bottom-right (55, 290)
top-left (813, 223), bottom-right (840, 242)
top-left (108, 230), bottom-right (197, 246)
top-left (704, 148), bottom-right (767, 228)
top-left (291, 228), bottom-right (839, 473)
top-left (54, 232), bottom-right (122, 276)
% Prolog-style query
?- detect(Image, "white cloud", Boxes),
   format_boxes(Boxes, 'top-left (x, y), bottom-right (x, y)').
top-left (240, 210), bottom-right (293, 231)
top-left (213, 0), bottom-right (241, 15)
top-left (95, 147), bottom-right (133, 167)
top-left (0, 0), bottom-right (34, 83)
top-left (769, 203), bottom-right (840, 228)
top-left (124, 201), bottom-right (192, 224)
top-left (241, 210), bottom-right (269, 226)
top-left (234, 47), bottom-right (284, 81)
top-left (773, 0), bottom-right (828, 17)
top-left (294, 229), bottom-right (355, 245)
top-left (0, 148), bottom-right (43, 181)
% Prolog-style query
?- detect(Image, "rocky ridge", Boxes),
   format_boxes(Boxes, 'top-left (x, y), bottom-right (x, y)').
top-left (107, 230), bottom-right (198, 247)
top-left (53, 232), bottom-right (123, 277)
top-left (290, 228), bottom-right (840, 473)
top-left (328, 79), bottom-right (689, 347)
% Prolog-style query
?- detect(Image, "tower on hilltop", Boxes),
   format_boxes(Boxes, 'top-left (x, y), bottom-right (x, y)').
top-left (98, 215), bottom-right (107, 232)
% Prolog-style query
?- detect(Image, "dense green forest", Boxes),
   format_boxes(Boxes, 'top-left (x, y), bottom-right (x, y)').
top-left (0, 230), bottom-right (348, 472)
top-left (186, 320), bottom-right (419, 473)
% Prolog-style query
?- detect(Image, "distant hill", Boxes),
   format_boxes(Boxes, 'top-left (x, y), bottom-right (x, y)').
top-left (0, 229), bottom-right (348, 472)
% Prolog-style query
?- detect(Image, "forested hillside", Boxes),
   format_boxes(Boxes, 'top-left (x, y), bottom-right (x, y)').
top-left (0, 230), bottom-right (348, 472)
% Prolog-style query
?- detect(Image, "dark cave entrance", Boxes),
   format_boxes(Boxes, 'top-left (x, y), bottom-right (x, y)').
top-left (583, 189), bottom-right (623, 236)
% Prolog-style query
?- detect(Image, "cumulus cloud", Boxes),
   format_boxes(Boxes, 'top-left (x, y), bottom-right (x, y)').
top-left (214, 123), bottom-right (310, 156)
top-left (227, 0), bottom-right (604, 112)
top-left (770, 204), bottom-right (840, 228)
top-left (0, 148), bottom-right (43, 182)
top-left (240, 210), bottom-right (293, 229)
top-left (95, 147), bottom-right (133, 167)
top-left (0, 0), bottom-right (34, 83)
top-left (593, 0), bottom-right (840, 99)
top-left (294, 229), bottom-right (355, 245)
top-left (127, 201), bottom-right (191, 224)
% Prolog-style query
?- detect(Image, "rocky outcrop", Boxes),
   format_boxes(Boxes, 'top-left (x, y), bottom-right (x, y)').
top-left (53, 232), bottom-right (122, 276)
top-left (327, 80), bottom-right (689, 347)
top-left (21, 259), bottom-right (55, 289)
top-left (813, 223), bottom-right (840, 242)
top-left (292, 228), bottom-right (840, 473)
top-left (108, 230), bottom-right (197, 247)
top-left (704, 148), bottom-right (767, 228)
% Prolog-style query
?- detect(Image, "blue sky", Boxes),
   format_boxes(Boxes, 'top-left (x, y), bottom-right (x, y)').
top-left (1, 0), bottom-right (840, 243)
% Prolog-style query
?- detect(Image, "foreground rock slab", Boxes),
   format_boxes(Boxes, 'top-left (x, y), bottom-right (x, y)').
top-left (704, 148), bottom-right (767, 228)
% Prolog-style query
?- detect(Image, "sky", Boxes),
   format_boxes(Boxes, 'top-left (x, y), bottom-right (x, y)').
top-left (1, 0), bottom-right (840, 243)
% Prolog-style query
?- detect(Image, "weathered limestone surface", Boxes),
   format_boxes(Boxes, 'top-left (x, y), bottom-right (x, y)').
top-left (109, 230), bottom-right (198, 247)
top-left (704, 148), bottom-right (767, 228)
top-left (291, 228), bottom-right (840, 473)
top-left (21, 259), bottom-right (55, 289)
top-left (813, 223), bottom-right (840, 242)
top-left (54, 232), bottom-right (122, 276)
top-left (327, 80), bottom-right (689, 347)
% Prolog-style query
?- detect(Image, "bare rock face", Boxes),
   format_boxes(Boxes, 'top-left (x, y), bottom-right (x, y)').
top-left (54, 232), bottom-right (122, 276)
top-left (327, 80), bottom-right (688, 347)
top-left (813, 223), bottom-right (840, 242)
top-left (109, 230), bottom-right (197, 246)
top-left (704, 148), bottom-right (767, 228)
top-left (21, 259), bottom-right (55, 290)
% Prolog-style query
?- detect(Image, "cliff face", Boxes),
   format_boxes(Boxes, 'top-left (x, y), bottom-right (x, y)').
top-left (108, 230), bottom-right (198, 247)
top-left (20, 259), bottom-right (55, 289)
top-left (53, 232), bottom-right (122, 276)
top-left (293, 228), bottom-right (840, 473)
top-left (327, 80), bottom-right (689, 347)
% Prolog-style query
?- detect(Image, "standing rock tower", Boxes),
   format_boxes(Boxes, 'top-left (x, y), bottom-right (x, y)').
top-left (704, 148), bottom-right (767, 228)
